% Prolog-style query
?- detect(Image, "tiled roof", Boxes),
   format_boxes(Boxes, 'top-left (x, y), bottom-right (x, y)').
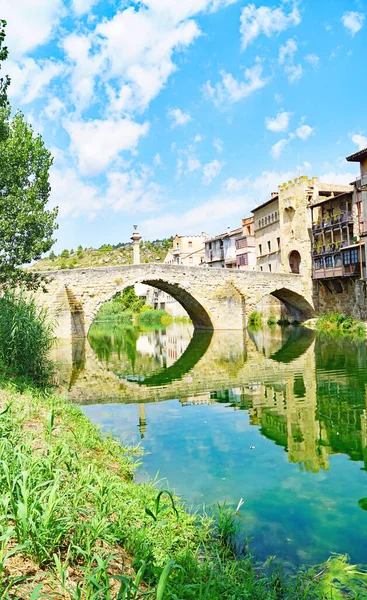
top-left (346, 147), bottom-right (367, 162)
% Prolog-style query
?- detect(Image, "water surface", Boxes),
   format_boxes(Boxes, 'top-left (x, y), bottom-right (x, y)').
top-left (52, 321), bottom-right (367, 566)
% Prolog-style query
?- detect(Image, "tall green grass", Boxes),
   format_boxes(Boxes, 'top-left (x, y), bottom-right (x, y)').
top-left (138, 309), bottom-right (173, 326)
top-left (316, 313), bottom-right (366, 338)
top-left (0, 288), bottom-right (54, 384)
top-left (0, 381), bottom-right (365, 598)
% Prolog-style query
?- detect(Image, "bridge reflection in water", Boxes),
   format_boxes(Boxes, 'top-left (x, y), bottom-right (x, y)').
top-left (51, 323), bottom-right (367, 476)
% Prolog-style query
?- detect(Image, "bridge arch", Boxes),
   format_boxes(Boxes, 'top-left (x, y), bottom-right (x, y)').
top-left (90, 276), bottom-right (214, 331)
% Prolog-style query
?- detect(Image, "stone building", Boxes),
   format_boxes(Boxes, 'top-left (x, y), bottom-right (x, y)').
top-left (235, 217), bottom-right (257, 270)
top-left (205, 218), bottom-right (256, 269)
top-left (252, 176), bottom-right (352, 277)
top-left (347, 146), bottom-right (367, 278)
top-left (164, 233), bottom-right (208, 266)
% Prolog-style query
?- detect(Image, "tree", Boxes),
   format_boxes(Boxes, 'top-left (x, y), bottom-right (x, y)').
top-left (0, 20), bottom-right (10, 142)
top-left (49, 251), bottom-right (56, 261)
top-left (61, 249), bottom-right (69, 259)
top-left (0, 108), bottom-right (58, 289)
top-left (0, 22), bottom-right (58, 290)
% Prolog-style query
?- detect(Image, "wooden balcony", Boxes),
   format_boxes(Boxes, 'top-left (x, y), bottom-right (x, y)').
top-left (313, 263), bottom-right (361, 279)
top-left (312, 212), bottom-right (353, 232)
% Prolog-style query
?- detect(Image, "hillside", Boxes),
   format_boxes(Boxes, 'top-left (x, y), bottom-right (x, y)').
top-left (29, 238), bottom-right (173, 271)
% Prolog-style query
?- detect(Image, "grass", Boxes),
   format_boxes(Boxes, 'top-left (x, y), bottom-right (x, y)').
top-left (0, 379), bottom-right (366, 598)
top-left (0, 288), bottom-right (54, 385)
top-left (138, 310), bottom-right (173, 327)
top-left (315, 313), bottom-right (366, 338)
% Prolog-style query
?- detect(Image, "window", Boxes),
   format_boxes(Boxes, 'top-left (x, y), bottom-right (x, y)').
top-left (272, 213), bottom-right (274, 222)
top-left (237, 254), bottom-right (248, 266)
top-left (259, 244), bottom-right (262, 256)
top-left (260, 266), bottom-right (263, 271)
top-left (269, 264), bottom-right (272, 272)
top-left (176, 242), bottom-right (179, 248)
top-left (265, 217), bottom-right (267, 225)
top-left (188, 241), bottom-right (192, 248)
top-left (236, 237), bottom-right (248, 249)
top-left (277, 237), bottom-right (280, 249)
top-left (315, 258), bottom-right (324, 270)
top-left (351, 248), bottom-right (359, 264)
top-left (325, 255), bottom-right (333, 268)
top-left (334, 253), bottom-right (342, 267)
top-left (189, 256), bottom-right (193, 264)
top-left (267, 241), bottom-right (271, 252)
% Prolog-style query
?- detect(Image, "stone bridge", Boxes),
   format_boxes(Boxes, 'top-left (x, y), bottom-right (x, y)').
top-left (34, 264), bottom-right (315, 337)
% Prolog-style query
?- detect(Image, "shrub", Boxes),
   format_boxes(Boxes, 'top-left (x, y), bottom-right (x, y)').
top-left (248, 311), bottom-right (262, 327)
top-left (267, 314), bottom-right (277, 326)
top-left (138, 309), bottom-right (173, 326)
top-left (316, 313), bottom-right (366, 338)
top-left (61, 249), bottom-right (69, 258)
top-left (0, 288), bottom-right (54, 384)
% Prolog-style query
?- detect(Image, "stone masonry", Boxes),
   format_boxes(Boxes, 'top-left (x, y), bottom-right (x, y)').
top-left (33, 263), bottom-right (315, 338)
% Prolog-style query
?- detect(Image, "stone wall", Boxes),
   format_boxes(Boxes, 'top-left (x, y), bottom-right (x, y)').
top-left (313, 278), bottom-right (367, 320)
top-left (33, 263), bottom-right (314, 337)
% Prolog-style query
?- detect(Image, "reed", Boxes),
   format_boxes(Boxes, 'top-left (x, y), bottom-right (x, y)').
top-left (0, 288), bottom-right (54, 384)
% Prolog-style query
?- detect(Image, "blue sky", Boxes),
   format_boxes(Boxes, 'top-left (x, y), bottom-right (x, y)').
top-left (2, 0), bottom-right (367, 252)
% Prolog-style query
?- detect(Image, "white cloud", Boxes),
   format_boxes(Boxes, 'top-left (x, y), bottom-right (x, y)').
top-left (213, 138), bottom-right (223, 152)
top-left (168, 108), bottom-right (192, 127)
top-left (319, 171), bottom-right (356, 186)
top-left (154, 153), bottom-right (163, 167)
top-left (265, 110), bottom-right (291, 132)
top-left (279, 38), bottom-right (298, 64)
top-left (296, 124), bottom-right (313, 140)
top-left (278, 39), bottom-right (302, 83)
top-left (351, 134), bottom-right (367, 150)
top-left (49, 167), bottom-right (102, 219)
top-left (142, 194), bottom-right (246, 237)
top-left (285, 64), bottom-right (303, 83)
top-left (2, 0), bottom-right (64, 58)
top-left (240, 2), bottom-right (300, 50)
top-left (202, 159), bottom-right (224, 184)
top-left (72, 0), bottom-right (101, 17)
top-left (63, 33), bottom-right (105, 112)
top-left (224, 177), bottom-right (248, 192)
top-left (270, 138), bottom-right (290, 159)
top-left (203, 64), bottom-right (268, 107)
top-left (305, 53), bottom-right (319, 68)
top-left (194, 134), bottom-right (202, 143)
top-left (65, 117), bottom-right (149, 176)
top-left (44, 97), bottom-right (65, 121)
top-left (341, 11), bottom-right (365, 36)
top-left (6, 58), bottom-right (64, 104)
top-left (105, 169), bottom-right (162, 213)
top-left (187, 156), bottom-right (202, 172)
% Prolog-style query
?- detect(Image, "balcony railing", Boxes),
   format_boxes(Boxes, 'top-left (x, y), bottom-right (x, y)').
top-left (312, 241), bottom-right (349, 255)
top-left (312, 212), bottom-right (353, 231)
top-left (313, 263), bottom-right (360, 279)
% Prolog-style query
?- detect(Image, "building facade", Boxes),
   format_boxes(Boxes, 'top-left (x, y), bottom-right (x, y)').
top-left (205, 218), bottom-right (256, 269)
top-left (164, 234), bottom-right (208, 266)
top-left (252, 176), bottom-right (353, 277)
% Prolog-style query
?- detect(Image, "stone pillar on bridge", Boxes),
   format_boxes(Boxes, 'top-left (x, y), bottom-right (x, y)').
top-left (131, 225), bottom-right (142, 265)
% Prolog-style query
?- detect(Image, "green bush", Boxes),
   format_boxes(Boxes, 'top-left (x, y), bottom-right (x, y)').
top-left (0, 288), bottom-right (54, 384)
top-left (248, 310), bottom-right (262, 327)
top-left (138, 309), bottom-right (173, 326)
top-left (316, 313), bottom-right (365, 338)
top-left (267, 314), bottom-right (277, 326)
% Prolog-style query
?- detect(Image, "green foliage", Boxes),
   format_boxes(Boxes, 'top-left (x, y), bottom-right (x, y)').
top-left (49, 250), bottom-right (56, 261)
top-left (0, 20), bottom-right (10, 142)
top-left (138, 309), bottom-right (173, 326)
top-left (0, 108), bottom-right (58, 289)
top-left (316, 313), bottom-right (365, 338)
top-left (95, 286), bottom-right (147, 322)
top-left (248, 310), bottom-right (262, 328)
top-left (0, 288), bottom-right (54, 384)
top-left (99, 244), bottom-right (114, 253)
top-left (267, 314), bottom-right (277, 326)
top-left (61, 249), bottom-right (69, 258)
top-left (77, 244), bottom-right (83, 258)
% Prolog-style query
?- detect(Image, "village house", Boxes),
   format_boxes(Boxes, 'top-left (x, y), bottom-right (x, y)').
top-left (164, 233), bottom-right (208, 266)
top-left (205, 217), bottom-right (256, 269)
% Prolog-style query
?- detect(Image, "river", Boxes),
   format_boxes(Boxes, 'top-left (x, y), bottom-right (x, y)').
top-left (52, 320), bottom-right (367, 568)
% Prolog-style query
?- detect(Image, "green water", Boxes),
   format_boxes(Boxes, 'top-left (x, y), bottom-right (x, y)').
top-left (54, 321), bottom-right (367, 567)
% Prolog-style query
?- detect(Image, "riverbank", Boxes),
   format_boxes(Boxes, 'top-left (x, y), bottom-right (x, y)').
top-left (1, 378), bottom-right (366, 598)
